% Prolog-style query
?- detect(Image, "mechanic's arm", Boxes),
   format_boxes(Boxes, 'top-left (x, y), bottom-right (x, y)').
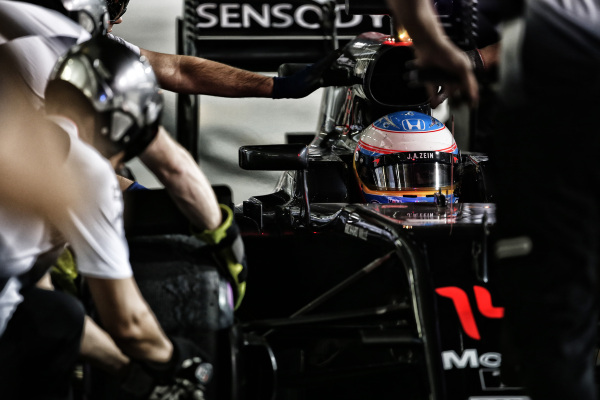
top-left (478, 42), bottom-right (501, 70)
top-left (385, 0), bottom-right (478, 106)
top-left (140, 48), bottom-right (273, 97)
top-left (86, 275), bottom-right (173, 363)
top-left (35, 272), bottom-right (131, 375)
top-left (139, 126), bottom-right (221, 231)
top-left (52, 135), bottom-right (173, 363)
top-left (431, 41), bottom-right (501, 107)
top-left (116, 174), bottom-right (135, 191)
top-left (36, 276), bottom-right (131, 375)
top-left (80, 315), bottom-right (131, 376)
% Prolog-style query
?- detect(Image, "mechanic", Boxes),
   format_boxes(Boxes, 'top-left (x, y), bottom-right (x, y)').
top-left (384, 0), bottom-right (479, 108)
top-left (105, 0), bottom-right (331, 101)
top-left (0, 0), bottom-right (247, 308)
top-left (0, 50), bottom-right (88, 400)
top-left (7, 0), bottom-right (334, 308)
top-left (488, 1), bottom-right (600, 399)
top-left (383, 0), bottom-right (494, 155)
top-left (0, 33), bottom-right (214, 399)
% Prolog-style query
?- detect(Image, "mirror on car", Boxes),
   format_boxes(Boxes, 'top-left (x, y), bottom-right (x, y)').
top-left (239, 144), bottom-right (308, 171)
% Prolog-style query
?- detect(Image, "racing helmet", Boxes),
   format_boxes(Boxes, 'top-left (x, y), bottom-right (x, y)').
top-left (354, 111), bottom-right (460, 204)
top-left (45, 35), bottom-right (163, 161)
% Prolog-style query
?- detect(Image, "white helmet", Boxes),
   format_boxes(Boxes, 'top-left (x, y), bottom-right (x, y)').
top-left (353, 111), bottom-right (460, 204)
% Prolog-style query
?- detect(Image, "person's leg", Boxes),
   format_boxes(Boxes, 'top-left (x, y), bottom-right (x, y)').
top-left (0, 287), bottom-right (85, 400)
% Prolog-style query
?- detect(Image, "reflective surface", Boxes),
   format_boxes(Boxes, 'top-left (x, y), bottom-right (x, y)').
top-left (367, 202), bottom-right (495, 226)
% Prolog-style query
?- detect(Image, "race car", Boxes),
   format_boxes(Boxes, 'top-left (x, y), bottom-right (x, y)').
top-left (115, 1), bottom-right (528, 399)
top-left (228, 27), bottom-right (518, 400)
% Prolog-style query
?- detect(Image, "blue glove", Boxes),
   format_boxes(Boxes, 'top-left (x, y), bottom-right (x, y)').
top-left (126, 181), bottom-right (148, 191)
top-left (272, 49), bottom-right (342, 99)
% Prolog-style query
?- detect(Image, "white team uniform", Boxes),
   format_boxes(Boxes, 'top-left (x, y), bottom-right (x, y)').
top-left (0, 1), bottom-right (140, 110)
top-left (49, 116), bottom-right (132, 280)
top-left (0, 211), bottom-right (54, 334)
top-left (0, 1), bottom-right (91, 109)
top-left (0, 1), bottom-right (133, 336)
top-left (0, 117), bottom-right (133, 336)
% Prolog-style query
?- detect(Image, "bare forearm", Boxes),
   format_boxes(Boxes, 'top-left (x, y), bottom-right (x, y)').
top-left (147, 145), bottom-right (221, 230)
top-left (139, 128), bottom-right (221, 230)
top-left (86, 276), bottom-right (173, 363)
top-left (479, 42), bottom-right (501, 70)
top-left (179, 56), bottom-right (274, 97)
top-left (141, 49), bottom-right (273, 97)
top-left (108, 307), bottom-right (171, 362)
top-left (385, 0), bottom-right (479, 105)
top-left (80, 316), bottom-right (130, 376)
top-left (116, 174), bottom-right (134, 191)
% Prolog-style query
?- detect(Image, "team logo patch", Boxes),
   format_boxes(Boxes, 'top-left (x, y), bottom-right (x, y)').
top-left (401, 119), bottom-right (426, 131)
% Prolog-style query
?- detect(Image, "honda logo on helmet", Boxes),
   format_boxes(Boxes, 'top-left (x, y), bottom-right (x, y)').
top-left (402, 119), bottom-right (426, 131)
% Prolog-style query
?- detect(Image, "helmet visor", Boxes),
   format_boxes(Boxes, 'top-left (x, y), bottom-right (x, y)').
top-left (356, 151), bottom-right (456, 191)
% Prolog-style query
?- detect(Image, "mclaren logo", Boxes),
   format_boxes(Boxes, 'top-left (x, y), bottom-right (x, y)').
top-left (442, 349), bottom-right (501, 370)
top-left (401, 119), bottom-right (426, 131)
top-left (436, 286), bottom-right (504, 340)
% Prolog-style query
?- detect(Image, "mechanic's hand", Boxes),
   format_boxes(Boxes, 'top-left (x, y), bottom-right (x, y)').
top-left (122, 337), bottom-right (213, 400)
top-left (431, 48), bottom-right (485, 108)
top-left (192, 204), bottom-right (247, 309)
top-left (411, 38), bottom-right (479, 108)
top-left (147, 353), bottom-right (212, 400)
top-left (271, 49), bottom-right (342, 99)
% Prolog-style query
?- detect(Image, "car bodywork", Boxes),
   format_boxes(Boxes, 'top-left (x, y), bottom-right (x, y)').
top-left (229, 29), bottom-right (521, 400)
top-left (157, 1), bottom-right (529, 399)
